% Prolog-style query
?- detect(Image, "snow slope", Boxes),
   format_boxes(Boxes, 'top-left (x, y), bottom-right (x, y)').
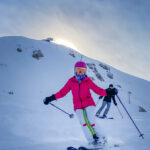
top-left (0, 36), bottom-right (150, 150)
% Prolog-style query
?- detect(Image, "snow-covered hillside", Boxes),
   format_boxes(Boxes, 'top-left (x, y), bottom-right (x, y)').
top-left (0, 36), bottom-right (150, 150)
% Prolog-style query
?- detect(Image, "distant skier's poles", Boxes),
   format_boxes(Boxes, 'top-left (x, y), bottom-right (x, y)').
top-left (116, 95), bottom-right (144, 139)
top-left (49, 103), bottom-right (74, 119)
top-left (116, 105), bottom-right (123, 119)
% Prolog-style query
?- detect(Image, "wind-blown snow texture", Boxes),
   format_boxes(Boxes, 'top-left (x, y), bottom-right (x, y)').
top-left (0, 36), bottom-right (150, 150)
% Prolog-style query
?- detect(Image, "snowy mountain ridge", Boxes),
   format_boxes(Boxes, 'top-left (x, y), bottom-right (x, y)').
top-left (0, 36), bottom-right (150, 150)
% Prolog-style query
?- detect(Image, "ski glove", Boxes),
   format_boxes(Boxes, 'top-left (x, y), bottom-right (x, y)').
top-left (43, 94), bottom-right (56, 105)
top-left (114, 101), bottom-right (117, 106)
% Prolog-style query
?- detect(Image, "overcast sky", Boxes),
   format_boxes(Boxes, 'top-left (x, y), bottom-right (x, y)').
top-left (0, 0), bottom-right (150, 81)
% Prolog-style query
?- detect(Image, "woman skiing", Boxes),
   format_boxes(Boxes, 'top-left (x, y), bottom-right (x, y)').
top-left (43, 61), bottom-right (107, 144)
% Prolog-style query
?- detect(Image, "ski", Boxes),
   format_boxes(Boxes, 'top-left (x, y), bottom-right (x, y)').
top-left (78, 146), bottom-right (103, 150)
top-left (107, 117), bottom-right (114, 119)
top-left (67, 146), bottom-right (78, 150)
top-left (97, 116), bottom-right (114, 119)
top-left (67, 146), bottom-right (103, 150)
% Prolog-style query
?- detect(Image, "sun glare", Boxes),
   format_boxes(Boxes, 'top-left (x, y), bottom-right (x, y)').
top-left (52, 39), bottom-right (78, 50)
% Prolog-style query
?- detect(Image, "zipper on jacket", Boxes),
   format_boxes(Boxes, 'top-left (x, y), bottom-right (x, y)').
top-left (78, 83), bottom-right (83, 109)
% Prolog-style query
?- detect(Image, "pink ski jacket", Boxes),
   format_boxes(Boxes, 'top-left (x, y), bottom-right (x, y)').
top-left (55, 76), bottom-right (107, 111)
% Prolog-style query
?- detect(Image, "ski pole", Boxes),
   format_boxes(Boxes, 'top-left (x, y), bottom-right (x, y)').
top-left (116, 105), bottom-right (123, 119)
top-left (116, 95), bottom-right (144, 139)
top-left (49, 102), bottom-right (74, 119)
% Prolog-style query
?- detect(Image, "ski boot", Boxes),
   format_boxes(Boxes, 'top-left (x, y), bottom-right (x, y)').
top-left (95, 113), bottom-right (100, 118)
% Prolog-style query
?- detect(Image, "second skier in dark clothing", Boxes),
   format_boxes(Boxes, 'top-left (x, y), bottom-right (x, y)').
top-left (95, 84), bottom-right (118, 118)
